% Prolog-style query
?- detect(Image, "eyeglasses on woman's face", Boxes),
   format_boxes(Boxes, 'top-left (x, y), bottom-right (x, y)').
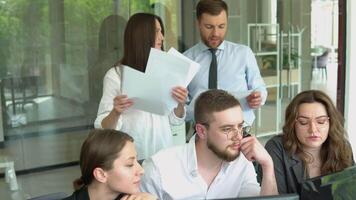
top-left (295, 115), bottom-right (330, 130)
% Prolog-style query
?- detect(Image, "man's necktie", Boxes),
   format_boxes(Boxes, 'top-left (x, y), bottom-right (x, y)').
top-left (209, 48), bottom-right (217, 89)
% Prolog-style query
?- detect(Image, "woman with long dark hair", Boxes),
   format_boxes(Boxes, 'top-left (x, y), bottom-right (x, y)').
top-left (94, 13), bottom-right (187, 160)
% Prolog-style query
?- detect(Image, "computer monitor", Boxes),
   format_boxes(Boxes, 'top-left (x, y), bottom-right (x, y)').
top-left (215, 193), bottom-right (299, 200)
top-left (301, 165), bottom-right (356, 200)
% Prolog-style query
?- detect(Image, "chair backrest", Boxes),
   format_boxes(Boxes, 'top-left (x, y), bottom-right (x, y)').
top-left (28, 192), bottom-right (68, 200)
top-left (317, 49), bottom-right (330, 67)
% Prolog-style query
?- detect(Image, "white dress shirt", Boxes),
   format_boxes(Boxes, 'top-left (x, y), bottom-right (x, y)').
top-left (140, 136), bottom-right (261, 200)
top-left (184, 41), bottom-right (267, 125)
top-left (94, 67), bottom-right (185, 160)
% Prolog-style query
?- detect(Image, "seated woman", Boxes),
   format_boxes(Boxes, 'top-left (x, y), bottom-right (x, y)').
top-left (64, 129), bottom-right (157, 200)
top-left (258, 90), bottom-right (354, 194)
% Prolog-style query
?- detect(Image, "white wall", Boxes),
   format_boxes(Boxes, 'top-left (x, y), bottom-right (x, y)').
top-left (345, 0), bottom-right (356, 159)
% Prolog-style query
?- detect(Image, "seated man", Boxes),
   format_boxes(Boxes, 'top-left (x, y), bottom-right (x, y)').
top-left (140, 89), bottom-right (278, 199)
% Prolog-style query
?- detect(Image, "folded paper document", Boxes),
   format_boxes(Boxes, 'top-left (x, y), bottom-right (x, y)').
top-left (122, 48), bottom-right (200, 115)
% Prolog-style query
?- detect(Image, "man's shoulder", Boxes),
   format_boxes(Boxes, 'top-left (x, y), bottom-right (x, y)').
top-left (183, 43), bottom-right (202, 56)
top-left (150, 144), bottom-right (187, 165)
top-left (143, 144), bottom-right (191, 185)
top-left (224, 40), bottom-right (251, 52)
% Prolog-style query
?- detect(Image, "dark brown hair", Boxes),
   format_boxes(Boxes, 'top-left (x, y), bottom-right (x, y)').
top-left (194, 89), bottom-right (240, 124)
top-left (119, 13), bottom-right (164, 72)
top-left (80, 129), bottom-right (133, 185)
top-left (196, 0), bottom-right (228, 20)
top-left (282, 90), bottom-right (353, 175)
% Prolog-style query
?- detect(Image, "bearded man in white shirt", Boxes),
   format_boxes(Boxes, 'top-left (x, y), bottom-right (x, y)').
top-left (140, 89), bottom-right (277, 199)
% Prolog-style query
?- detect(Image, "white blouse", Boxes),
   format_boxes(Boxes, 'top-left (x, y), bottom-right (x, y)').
top-left (94, 66), bottom-right (185, 160)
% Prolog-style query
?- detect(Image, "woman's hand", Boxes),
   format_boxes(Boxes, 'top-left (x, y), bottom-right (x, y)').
top-left (172, 86), bottom-right (188, 105)
top-left (113, 94), bottom-right (134, 115)
top-left (120, 192), bottom-right (157, 200)
top-left (101, 94), bottom-right (133, 129)
top-left (172, 86), bottom-right (188, 118)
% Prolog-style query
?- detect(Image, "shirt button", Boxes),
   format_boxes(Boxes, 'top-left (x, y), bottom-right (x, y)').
top-left (190, 171), bottom-right (198, 177)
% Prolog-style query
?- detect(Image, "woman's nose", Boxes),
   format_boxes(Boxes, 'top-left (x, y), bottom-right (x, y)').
top-left (308, 121), bottom-right (318, 134)
top-left (137, 163), bottom-right (144, 176)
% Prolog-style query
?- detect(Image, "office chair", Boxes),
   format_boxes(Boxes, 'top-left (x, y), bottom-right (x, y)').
top-left (315, 49), bottom-right (330, 79)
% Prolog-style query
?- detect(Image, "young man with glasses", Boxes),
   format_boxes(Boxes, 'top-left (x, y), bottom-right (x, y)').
top-left (140, 89), bottom-right (277, 199)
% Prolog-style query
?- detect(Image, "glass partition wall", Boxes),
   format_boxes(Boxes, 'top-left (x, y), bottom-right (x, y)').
top-left (0, 0), bottom-right (341, 198)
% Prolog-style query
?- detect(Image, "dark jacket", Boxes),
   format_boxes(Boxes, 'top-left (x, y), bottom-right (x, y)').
top-left (62, 186), bottom-right (90, 200)
top-left (257, 135), bottom-right (305, 194)
top-left (62, 186), bottom-right (124, 200)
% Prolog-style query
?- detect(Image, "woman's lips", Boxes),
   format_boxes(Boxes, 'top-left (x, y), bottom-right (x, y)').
top-left (307, 136), bottom-right (320, 140)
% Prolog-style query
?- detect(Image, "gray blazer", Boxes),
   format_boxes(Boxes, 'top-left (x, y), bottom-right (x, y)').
top-left (257, 135), bottom-right (305, 194)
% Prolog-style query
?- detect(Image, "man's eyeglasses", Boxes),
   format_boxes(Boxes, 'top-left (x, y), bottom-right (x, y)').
top-left (295, 116), bottom-right (329, 129)
top-left (200, 123), bottom-right (252, 139)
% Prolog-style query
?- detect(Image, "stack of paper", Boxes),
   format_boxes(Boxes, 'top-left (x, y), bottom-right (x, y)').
top-left (122, 48), bottom-right (200, 115)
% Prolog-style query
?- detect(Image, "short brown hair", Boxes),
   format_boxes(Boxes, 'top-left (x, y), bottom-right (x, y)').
top-left (282, 90), bottom-right (353, 175)
top-left (80, 129), bottom-right (133, 185)
top-left (194, 89), bottom-right (240, 124)
top-left (196, 0), bottom-right (228, 20)
top-left (120, 13), bottom-right (164, 72)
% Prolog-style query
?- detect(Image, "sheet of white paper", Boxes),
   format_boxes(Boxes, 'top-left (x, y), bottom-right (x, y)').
top-left (122, 66), bottom-right (169, 115)
top-left (167, 48), bottom-right (201, 86)
top-left (122, 48), bottom-right (199, 115)
top-left (146, 48), bottom-right (190, 112)
top-left (230, 90), bottom-right (254, 100)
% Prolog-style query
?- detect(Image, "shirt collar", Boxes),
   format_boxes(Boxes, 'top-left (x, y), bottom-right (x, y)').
top-left (186, 135), bottom-right (233, 177)
top-left (197, 40), bottom-right (226, 53)
top-left (187, 135), bottom-right (199, 177)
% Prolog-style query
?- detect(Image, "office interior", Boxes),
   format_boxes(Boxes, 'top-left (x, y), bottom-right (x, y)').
top-left (0, 0), bottom-right (355, 199)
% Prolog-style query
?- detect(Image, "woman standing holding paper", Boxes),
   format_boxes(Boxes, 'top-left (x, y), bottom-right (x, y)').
top-left (94, 13), bottom-right (188, 160)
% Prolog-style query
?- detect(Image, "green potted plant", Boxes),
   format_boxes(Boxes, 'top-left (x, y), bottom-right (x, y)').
top-left (282, 48), bottom-right (299, 69)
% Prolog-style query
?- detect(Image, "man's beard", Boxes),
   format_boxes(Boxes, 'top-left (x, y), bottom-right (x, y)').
top-left (201, 35), bottom-right (223, 49)
top-left (207, 137), bottom-right (239, 162)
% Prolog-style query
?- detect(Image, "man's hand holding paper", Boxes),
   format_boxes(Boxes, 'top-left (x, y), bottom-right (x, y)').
top-left (246, 91), bottom-right (262, 109)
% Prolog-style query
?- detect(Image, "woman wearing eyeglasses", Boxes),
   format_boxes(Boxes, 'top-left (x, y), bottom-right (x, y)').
top-left (257, 90), bottom-right (354, 194)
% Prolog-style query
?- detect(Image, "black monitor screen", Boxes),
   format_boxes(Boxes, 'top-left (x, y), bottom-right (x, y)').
top-left (214, 193), bottom-right (299, 200)
top-left (301, 166), bottom-right (356, 200)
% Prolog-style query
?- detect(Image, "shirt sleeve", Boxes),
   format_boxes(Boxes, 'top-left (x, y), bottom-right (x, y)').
top-left (263, 137), bottom-right (288, 194)
top-left (94, 68), bottom-right (123, 130)
top-left (168, 105), bottom-right (186, 126)
top-left (140, 158), bottom-right (164, 200)
top-left (238, 161), bottom-right (261, 197)
top-left (245, 47), bottom-right (268, 105)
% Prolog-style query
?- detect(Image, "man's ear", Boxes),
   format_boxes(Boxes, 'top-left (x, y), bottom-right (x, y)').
top-left (195, 123), bottom-right (207, 139)
top-left (93, 167), bottom-right (107, 183)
